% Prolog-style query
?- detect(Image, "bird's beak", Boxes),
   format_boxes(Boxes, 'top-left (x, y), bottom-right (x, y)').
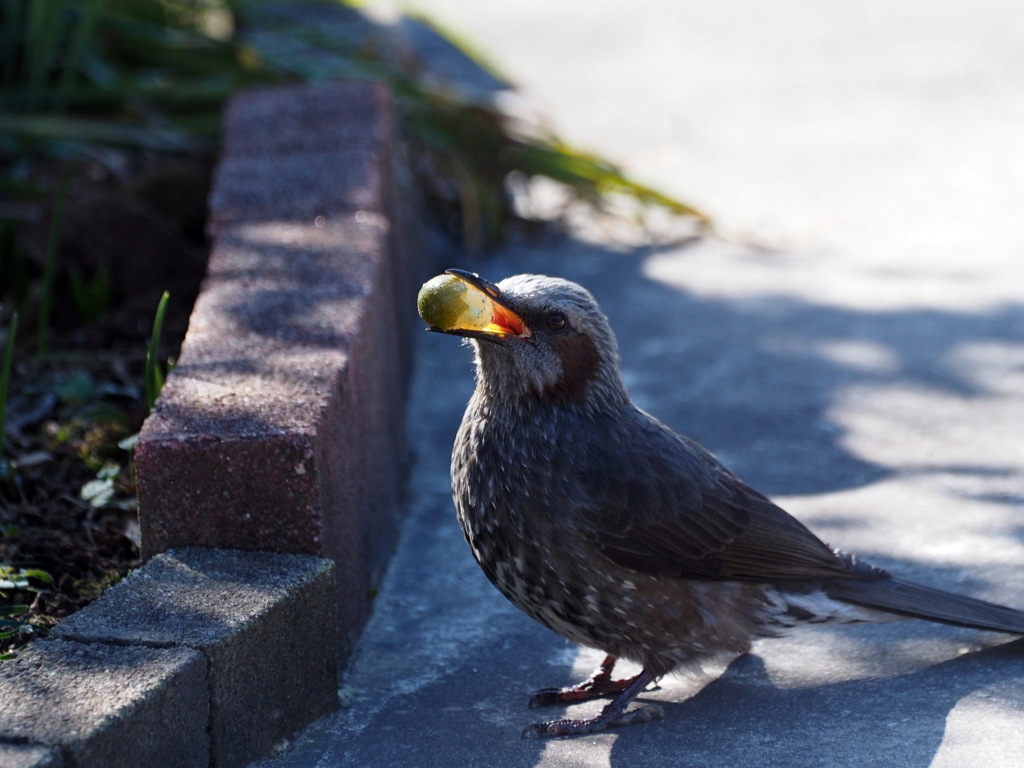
top-left (420, 269), bottom-right (531, 343)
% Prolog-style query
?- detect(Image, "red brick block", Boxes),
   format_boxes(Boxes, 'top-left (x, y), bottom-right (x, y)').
top-left (135, 81), bottom-right (422, 653)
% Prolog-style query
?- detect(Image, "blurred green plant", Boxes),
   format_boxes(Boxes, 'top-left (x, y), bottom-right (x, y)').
top-left (1, 0), bottom-right (706, 254)
top-left (0, 311), bottom-right (18, 458)
top-left (35, 169), bottom-right (70, 355)
top-left (241, 3), bottom-right (710, 250)
top-left (0, 565), bottom-right (52, 660)
top-left (80, 460), bottom-right (120, 507)
top-left (0, 220), bottom-right (32, 314)
top-left (144, 289), bottom-right (170, 410)
top-left (68, 264), bottom-right (112, 325)
top-left (1, 0), bottom-right (276, 156)
top-left (398, 92), bottom-right (708, 250)
top-left (0, 566), bottom-right (53, 592)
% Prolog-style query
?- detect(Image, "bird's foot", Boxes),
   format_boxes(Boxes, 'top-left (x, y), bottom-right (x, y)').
top-left (522, 666), bottom-right (660, 738)
top-left (529, 676), bottom-right (637, 709)
top-left (529, 654), bottom-right (633, 709)
top-left (522, 704), bottom-right (664, 738)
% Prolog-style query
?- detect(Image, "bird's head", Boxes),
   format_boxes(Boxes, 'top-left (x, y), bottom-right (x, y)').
top-left (418, 270), bottom-right (628, 409)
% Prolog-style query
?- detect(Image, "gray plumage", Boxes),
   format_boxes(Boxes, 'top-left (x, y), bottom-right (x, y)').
top-left (439, 271), bottom-right (1024, 736)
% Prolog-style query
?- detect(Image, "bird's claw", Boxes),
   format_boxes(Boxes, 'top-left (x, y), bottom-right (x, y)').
top-left (528, 659), bottom-right (636, 709)
top-left (528, 687), bottom-right (569, 709)
top-left (528, 678), bottom-right (632, 709)
top-left (521, 705), bottom-right (664, 738)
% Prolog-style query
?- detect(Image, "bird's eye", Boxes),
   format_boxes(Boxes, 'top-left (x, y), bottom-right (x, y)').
top-left (545, 312), bottom-right (566, 331)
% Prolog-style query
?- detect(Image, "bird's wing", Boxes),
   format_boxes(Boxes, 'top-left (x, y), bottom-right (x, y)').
top-left (580, 411), bottom-right (858, 582)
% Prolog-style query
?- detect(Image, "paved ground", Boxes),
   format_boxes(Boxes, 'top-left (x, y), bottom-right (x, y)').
top-left (256, 1), bottom-right (1024, 765)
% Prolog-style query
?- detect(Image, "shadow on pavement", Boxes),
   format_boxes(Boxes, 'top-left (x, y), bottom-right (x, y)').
top-left (609, 637), bottom-right (1024, 768)
top-left (260, 235), bottom-right (1024, 767)
top-left (496, 239), bottom-right (1024, 497)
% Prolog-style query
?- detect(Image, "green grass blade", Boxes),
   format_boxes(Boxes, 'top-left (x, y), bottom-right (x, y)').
top-left (401, 11), bottom-right (512, 90)
top-left (3, 0), bottom-right (26, 86)
top-left (24, 0), bottom-right (67, 108)
top-left (144, 290), bottom-right (169, 411)
top-left (19, 568), bottom-right (52, 583)
top-left (54, 0), bottom-right (107, 110)
top-left (0, 113), bottom-right (201, 150)
top-left (515, 138), bottom-right (710, 221)
top-left (99, 14), bottom-right (273, 77)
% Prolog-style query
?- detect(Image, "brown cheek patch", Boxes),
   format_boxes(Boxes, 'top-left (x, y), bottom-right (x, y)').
top-left (545, 332), bottom-right (601, 400)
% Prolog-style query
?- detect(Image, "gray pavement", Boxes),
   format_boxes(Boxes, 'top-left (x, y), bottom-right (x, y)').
top-left (257, 1), bottom-right (1024, 765)
top-left (257, 241), bottom-right (1024, 767)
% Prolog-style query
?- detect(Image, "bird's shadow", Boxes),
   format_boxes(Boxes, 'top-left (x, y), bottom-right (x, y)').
top-left (608, 637), bottom-right (1024, 767)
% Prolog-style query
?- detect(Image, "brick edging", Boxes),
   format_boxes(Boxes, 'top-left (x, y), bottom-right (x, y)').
top-left (0, 80), bottom-right (435, 767)
top-left (136, 80), bottom-right (431, 656)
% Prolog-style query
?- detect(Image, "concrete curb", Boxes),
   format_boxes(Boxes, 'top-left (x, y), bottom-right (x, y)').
top-left (0, 637), bottom-right (209, 768)
top-left (1, 548), bottom-right (335, 768)
top-left (57, 549), bottom-right (337, 768)
top-left (0, 81), bottom-right (434, 767)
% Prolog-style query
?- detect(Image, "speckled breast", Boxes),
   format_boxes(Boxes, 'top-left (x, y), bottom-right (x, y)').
top-left (449, 393), bottom-right (770, 673)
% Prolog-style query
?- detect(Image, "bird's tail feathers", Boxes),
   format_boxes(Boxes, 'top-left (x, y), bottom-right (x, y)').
top-left (824, 577), bottom-right (1024, 635)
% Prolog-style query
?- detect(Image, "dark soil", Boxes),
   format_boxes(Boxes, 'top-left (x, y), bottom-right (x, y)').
top-left (0, 154), bottom-right (211, 657)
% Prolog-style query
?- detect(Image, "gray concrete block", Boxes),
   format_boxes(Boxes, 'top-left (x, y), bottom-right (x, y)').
top-left (0, 743), bottom-right (63, 768)
top-left (0, 640), bottom-right (207, 768)
top-left (52, 548), bottom-right (338, 768)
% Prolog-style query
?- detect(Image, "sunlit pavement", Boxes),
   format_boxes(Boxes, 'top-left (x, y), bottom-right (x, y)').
top-left (254, 2), bottom-right (1024, 766)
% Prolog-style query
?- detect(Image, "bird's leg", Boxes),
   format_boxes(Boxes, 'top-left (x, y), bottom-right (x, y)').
top-left (528, 654), bottom-right (633, 709)
top-left (522, 668), bottom-right (662, 738)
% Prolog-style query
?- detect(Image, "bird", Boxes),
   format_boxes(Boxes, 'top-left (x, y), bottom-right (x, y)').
top-left (417, 268), bottom-right (1024, 738)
